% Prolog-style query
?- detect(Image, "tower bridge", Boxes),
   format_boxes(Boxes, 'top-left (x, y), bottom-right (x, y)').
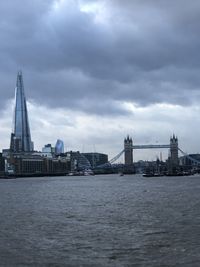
top-left (105, 135), bottom-right (200, 168)
top-left (103, 135), bottom-right (178, 167)
top-left (123, 135), bottom-right (178, 166)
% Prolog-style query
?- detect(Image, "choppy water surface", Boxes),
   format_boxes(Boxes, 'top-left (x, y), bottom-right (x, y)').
top-left (0, 174), bottom-right (200, 266)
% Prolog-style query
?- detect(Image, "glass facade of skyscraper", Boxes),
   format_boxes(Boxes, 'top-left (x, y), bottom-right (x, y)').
top-left (10, 71), bottom-right (34, 152)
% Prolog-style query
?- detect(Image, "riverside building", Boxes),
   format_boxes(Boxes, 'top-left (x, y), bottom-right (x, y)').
top-left (4, 71), bottom-right (70, 177)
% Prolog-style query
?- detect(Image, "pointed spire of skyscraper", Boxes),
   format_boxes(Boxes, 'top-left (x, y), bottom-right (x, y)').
top-left (10, 71), bottom-right (34, 152)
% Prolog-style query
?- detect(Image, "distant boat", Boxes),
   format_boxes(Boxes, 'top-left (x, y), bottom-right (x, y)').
top-left (67, 171), bottom-right (81, 176)
top-left (67, 169), bottom-right (94, 176)
top-left (142, 173), bottom-right (154, 177)
top-left (83, 169), bottom-right (94, 176)
top-left (142, 172), bottom-right (163, 177)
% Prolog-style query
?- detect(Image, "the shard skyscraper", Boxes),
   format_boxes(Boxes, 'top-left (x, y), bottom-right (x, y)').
top-left (10, 71), bottom-right (34, 152)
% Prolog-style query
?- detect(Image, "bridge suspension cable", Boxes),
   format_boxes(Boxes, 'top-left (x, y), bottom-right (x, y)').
top-left (109, 149), bottom-right (125, 164)
top-left (108, 144), bottom-right (170, 164)
top-left (97, 146), bottom-right (200, 168)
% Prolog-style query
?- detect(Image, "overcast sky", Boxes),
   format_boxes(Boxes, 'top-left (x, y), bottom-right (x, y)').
top-left (1, 0), bottom-right (200, 161)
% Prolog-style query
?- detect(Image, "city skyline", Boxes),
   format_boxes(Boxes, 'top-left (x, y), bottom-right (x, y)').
top-left (0, 1), bottom-right (200, 160)
top-left (0, 72), bottom-right (195, 162)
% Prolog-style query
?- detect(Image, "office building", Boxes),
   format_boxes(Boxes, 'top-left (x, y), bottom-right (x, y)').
top-left (82, 152), bottom-right (108, 168)
top-left (10, 71), bottom-right (34, 152)
top-left (55, 139), bottom-right (64, 155)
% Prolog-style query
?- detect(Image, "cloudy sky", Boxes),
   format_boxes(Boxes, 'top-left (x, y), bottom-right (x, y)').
top-left (0, 0), bottom-right (200, 161)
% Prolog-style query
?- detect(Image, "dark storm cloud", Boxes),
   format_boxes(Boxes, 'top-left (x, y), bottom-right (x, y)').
top-left (1, 0), bottom-right (200, 114)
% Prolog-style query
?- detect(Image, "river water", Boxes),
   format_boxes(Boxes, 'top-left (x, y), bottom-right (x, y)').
top-left (0, 174), bottom-right (200, 266)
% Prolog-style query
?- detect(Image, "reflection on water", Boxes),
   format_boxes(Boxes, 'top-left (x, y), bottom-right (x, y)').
top-left (0, 174), bottom-right (200, 266)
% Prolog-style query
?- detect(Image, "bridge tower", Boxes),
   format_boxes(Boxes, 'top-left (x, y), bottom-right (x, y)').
top-left (124, 135), bottom-right (133, 165)
top-left (170, 134), bottom-right (179, 166)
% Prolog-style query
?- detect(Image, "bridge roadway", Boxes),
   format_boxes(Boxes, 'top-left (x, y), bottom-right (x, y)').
top-left (132, 144), bottom-right (170, 149)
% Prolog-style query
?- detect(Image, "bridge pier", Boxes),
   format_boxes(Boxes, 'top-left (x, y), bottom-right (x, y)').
top-left (170, 135), bottom-right (179, 165)
top-left (168, 135), bottom-right (179, 174)
top-left (124, 136), bottom-right (133, 165)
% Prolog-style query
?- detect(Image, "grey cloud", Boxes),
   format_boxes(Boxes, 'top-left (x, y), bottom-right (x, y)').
top-left (0, 0), bottom-right (200, 114)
